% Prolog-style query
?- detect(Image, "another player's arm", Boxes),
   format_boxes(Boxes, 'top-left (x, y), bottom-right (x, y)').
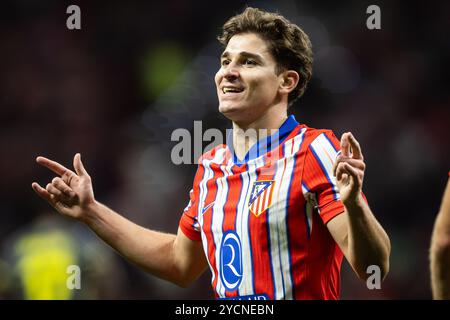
top-left (327, 133), bottom-right (391, 281)
top-left (32, 154), bottom-right (207, 287)
top-left (430, 175), bottom-right (450, 299)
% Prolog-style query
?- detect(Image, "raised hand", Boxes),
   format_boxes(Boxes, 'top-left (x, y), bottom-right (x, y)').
top-left (332, 132), bottom-right (366, 206)
top-left (32, 153), bottom-right (95, 220)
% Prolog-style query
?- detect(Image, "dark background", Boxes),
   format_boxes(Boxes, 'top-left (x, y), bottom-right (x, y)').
top-left (0, 0), bottom-right (448, 299)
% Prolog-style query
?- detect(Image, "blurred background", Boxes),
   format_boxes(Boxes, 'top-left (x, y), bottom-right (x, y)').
top-left (0, 0), bottom-right (448, 299)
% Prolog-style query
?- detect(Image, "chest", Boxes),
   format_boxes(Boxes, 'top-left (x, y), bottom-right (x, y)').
top-left (197, 158), bottom-right (305, 236)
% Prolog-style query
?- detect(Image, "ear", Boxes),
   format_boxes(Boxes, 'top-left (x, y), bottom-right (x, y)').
top-left (278, 70), bottom-right (300, 95)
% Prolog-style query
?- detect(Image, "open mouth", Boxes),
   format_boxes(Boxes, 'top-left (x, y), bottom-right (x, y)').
top-left (222, 87), bottom-right (244, 94)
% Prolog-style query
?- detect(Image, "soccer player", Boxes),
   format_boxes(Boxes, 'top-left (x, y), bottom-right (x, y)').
top-left (32, 7), bottom-right (390, 299)
top-left (430, 173), bottom-right (450, 299)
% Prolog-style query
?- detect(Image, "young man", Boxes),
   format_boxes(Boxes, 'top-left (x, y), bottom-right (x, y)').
top-left (32, 7), bottom-right (390, 299)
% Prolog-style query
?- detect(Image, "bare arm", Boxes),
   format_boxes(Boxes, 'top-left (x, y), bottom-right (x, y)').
top-left (327, 202), bottom-right (390, 281)
top-left (327, 133), bottom-right (391, 281)
top-left (32, 154), bottom-right (207, 287)
top-left (82, 203), bottom-right (207, 287)
top-left (430, 175), bottom-right (450, 299)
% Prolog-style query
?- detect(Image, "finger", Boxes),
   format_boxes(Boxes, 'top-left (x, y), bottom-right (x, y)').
top-left (46, 182), bottom-right (75, 206)
top-left (73, 153), bottom-right (89, 177)
top-left (33, 182), bottom-right (72, 215)
top-left (32, 182), bottom-right (54, 204)
top-left (342, 163), bottom-right (362, 189)
top-left (46, 182), bottom-right (63, 197)
top-left (347, 133), bottom-right (363, 160)
top-left (336, 162), bottom-right (347, 182)
top-left (343, 162), bottom-right (359, 177)
top-left (332, 161), bottom-right (337, 177)
top-left (36, 156), bottom-right (76, 177)
top-left (340, 133), bottom-right (351, 158)
top-left (54, 201), bottom-right (70, 215)
top-left (332, 151), bottom-right (341, 177)
top-left (334, 156), bottom-right (366, 172)
top-left (52, 177), bottom-right (75, 197)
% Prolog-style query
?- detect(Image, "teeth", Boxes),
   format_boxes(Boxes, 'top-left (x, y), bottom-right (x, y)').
top-left (223, 88), bottom-right (242, 93)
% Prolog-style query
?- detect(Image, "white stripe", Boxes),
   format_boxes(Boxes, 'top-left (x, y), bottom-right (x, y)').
top-left (284, 128), bottom-right (306, 157)
top-left (310, 133), bottom-right (340, 199)
top-left (198, 159), bottom-right (215, 288)
top-left (268, 129), bottom-right (306, 299)
top-left (213, 156), bottom-right (233, 298)
top-left (198, 149), bottom-right (227, 293)
top-left (292, 130), bottom-right (305, 155)
top-left (211, 176), bottom-right (224, 297)
top-left (280, 131), bottom-right (305, 298)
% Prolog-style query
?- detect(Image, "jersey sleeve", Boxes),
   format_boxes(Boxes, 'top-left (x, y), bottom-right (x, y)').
top-left (179, 188), bottom-right (201, 241)
top-left (302, 130), bottom-right (345, 224)
top-left (179, 166), bottom-right (203, 241)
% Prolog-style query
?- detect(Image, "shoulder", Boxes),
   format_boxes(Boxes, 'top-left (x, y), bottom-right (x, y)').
top-left (299, 125), bottom-right (341, 150)
top-left (197, 144), bottom-right (229, 164)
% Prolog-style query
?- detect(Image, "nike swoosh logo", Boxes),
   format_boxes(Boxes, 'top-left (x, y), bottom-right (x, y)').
top-left (202, 201), bottom-right (215, 214)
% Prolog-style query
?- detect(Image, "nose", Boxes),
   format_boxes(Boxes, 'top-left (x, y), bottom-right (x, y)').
top-left (222, 62), bottom-right (239, 81)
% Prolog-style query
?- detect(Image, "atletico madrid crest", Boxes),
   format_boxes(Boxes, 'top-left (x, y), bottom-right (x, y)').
top-left (248, 180), bottom-right (275, 217)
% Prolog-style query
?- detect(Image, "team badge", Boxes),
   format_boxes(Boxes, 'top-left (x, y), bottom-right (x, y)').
top-left (248, 180), bottom-right (275, 217)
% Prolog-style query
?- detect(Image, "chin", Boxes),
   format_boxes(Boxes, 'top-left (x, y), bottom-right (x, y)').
top-left (218, 103), bottom-right (254, 124)
top-left (218, 103), bottom-right (240, 116)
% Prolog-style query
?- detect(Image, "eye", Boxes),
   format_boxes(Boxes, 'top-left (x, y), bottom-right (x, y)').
top-left (221, 59), bottom-right (230, 67)
top-left (243, 59), bottom-right (257, 66)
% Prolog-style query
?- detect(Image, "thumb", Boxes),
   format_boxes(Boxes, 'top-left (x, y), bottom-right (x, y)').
top-left (73, 153), bottom-right (89, 177)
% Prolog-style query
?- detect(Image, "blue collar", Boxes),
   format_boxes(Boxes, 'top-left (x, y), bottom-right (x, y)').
top-left (227, 115), bottom-right (299, 165)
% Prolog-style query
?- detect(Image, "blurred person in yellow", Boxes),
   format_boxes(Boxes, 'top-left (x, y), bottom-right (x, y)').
top-left (430, 173), bottom-right (450, 299)
top-left (1, 214), bottom-right (124, 299)
top-left (14, 227), bottom-right (77, 299)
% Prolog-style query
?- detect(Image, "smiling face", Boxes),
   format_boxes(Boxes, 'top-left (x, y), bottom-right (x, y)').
top-left (215, 33), bottom-right (285, 124)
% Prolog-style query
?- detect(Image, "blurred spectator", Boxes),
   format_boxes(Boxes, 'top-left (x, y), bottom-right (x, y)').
top-left (1, 213), bottom-right (126, 299)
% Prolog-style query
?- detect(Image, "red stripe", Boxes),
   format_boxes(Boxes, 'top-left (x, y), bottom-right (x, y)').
top-left (285, 146), bottom-right (310, 299)
top-left (248, 166), bottom-right (275, 299)
top-left (261, 187), bottom-right (268, 213)
top-left (221, 165), bottom-right (243, 297)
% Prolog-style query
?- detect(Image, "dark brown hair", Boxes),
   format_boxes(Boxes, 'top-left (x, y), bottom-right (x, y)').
top-left (218, 7), bottom-right (313, 105)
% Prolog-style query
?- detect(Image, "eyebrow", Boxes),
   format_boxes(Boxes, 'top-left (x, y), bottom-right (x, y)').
top-left (221, 51), bottom-right (264, 62)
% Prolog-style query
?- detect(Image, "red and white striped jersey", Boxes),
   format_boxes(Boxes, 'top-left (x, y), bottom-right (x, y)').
top-left (179, 116), bottom-right (345, 300)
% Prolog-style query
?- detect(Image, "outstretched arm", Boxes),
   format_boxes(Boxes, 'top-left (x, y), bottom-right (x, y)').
top-left (327, 133), bottom-right (391, 281)
top-left (32, 154), bottom-right (207, 287)
top-left (430, 175), bottom-right (450, 299)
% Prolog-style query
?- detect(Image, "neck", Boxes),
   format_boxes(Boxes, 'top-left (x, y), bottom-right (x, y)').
top-left (232, 104), bottom-right (288, 160)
